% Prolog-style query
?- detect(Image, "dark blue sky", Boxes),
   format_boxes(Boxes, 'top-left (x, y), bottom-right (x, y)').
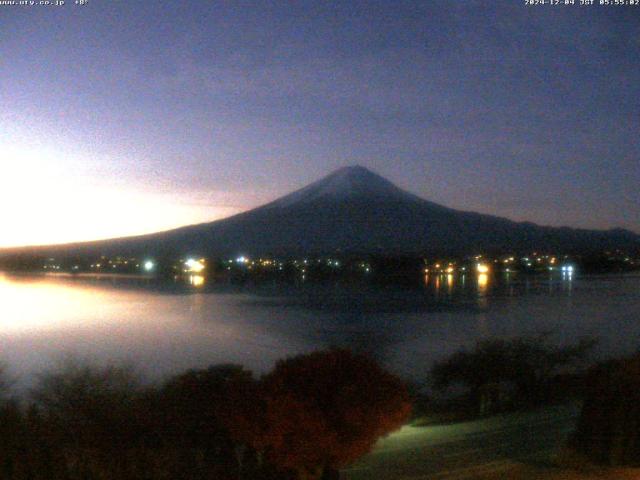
top-left (1, 1), bottom-right (638, 246)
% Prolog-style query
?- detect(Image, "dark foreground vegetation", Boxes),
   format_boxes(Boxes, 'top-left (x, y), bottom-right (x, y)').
top-left (425, 334), bottom-right (596, 418)
top-left (424, 335), bottom-right (640, 469)
top-left (2, 338), bottom-right (639, 478)
top-left (0, 349), bottom-right (411, 480)
top-left (571, 352), bottom-right (640, 466)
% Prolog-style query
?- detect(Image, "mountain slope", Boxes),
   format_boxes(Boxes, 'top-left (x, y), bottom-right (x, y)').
top-left (2, 166), bottom-right (639, 258)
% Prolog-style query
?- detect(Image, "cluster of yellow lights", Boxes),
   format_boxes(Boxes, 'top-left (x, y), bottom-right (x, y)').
top-left (184, 258), bottom-right (206, 273)
top-left (425, 262), bottom-right (490, 275)
top-left (476, 263), bottom-right (490, 274)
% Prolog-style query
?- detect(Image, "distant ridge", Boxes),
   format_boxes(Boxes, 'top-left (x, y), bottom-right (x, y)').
top-left (1, 166), bottom-right (639, 258)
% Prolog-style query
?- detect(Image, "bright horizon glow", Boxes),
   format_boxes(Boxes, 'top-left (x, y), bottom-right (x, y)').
top-left (0, 144), bottom-right (239, 248)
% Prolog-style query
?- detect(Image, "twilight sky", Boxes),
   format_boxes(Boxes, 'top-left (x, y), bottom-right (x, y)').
top-left (1, 0), bottom-right (638, 247)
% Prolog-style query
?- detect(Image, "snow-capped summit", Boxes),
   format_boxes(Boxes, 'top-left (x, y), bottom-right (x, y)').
top-left (267, 165), bottom-right (416, 209)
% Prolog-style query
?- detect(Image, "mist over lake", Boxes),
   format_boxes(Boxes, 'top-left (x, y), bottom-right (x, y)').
top-left (1, 272), bottom-right (639, 389)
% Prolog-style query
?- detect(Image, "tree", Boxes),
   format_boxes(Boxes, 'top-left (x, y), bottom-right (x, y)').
top-left (229, 349), bottom-right (412, 480)
top-left (28, 360), bottom-right (147, 478)
top-left (431, 334), bottom-right (595, 413)
top-left (158, 364), bottom-right (258, 476)
top-left (572, 353), bottom-right (640, 466)
top-left (30, 360), bottom-right (142, 447)
top-left (0, 362), bottom-right (10, 394)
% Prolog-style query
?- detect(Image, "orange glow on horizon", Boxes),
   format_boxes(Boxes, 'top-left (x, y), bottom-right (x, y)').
top-left (0, 145), bottom-right (240, 248)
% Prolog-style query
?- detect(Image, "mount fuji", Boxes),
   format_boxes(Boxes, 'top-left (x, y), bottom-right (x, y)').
top-left (4, 166), bottom-right (639, 258)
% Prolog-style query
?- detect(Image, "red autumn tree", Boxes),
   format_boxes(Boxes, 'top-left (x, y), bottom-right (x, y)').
top-left (233, 349), bottom-right (412, 480)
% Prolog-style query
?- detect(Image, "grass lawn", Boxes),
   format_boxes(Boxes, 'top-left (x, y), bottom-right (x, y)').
top-left (458, 450), bottom-right (640, 480)
top-left (468, 464), bottom-right (640, 479)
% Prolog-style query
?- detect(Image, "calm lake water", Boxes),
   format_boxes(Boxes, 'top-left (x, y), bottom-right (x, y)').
top-left (1, 271), bottom-right (639, 388)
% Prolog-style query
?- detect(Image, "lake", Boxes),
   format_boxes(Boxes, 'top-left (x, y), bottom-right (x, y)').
top-left (1, 271), bottom-right (639, 389)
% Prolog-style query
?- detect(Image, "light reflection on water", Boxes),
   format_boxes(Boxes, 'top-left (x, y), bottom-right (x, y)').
top-left (477, 273), bottom-right (489, 293)
top-left (0, 273), bottom-right (312, 387)
top-left (188, 274), bottom-right (205, 287)
top-left (0, 271), bottom-right (638, 387)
